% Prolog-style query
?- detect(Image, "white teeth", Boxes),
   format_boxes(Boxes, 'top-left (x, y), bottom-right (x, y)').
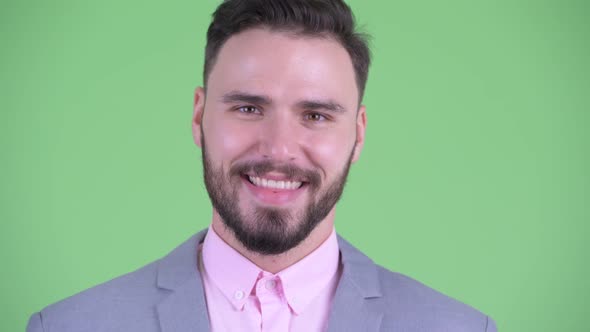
top-left (248, 176), bottom-right (302, 190)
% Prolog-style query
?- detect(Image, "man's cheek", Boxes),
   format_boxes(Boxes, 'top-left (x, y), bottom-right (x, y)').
top-left (309, 136), bottom-right (351, 165)
top-left (205, 126), bottom-right (250, 161)
top-left (220, 134), bottom-right (247, 154)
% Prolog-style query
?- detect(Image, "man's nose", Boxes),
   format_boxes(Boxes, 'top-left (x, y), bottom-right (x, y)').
top-left (257, 115), bottom-right (299, 161)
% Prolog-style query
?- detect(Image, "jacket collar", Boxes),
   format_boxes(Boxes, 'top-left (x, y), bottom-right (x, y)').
top-left (155, 229), bottom-right (383, 332)
top-left (155, 230), bottom-right (210, 332)
top-left (327, 234), bottom-right (384, 332)
top-left (336, 233), bottom-right (383, 298)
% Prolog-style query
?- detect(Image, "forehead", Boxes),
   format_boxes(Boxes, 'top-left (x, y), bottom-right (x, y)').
top-left (206, 28), bottom-right (359, 108)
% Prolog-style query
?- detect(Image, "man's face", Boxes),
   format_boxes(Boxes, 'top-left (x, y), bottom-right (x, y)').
top-left (193, 28), bottom-right (366, 255)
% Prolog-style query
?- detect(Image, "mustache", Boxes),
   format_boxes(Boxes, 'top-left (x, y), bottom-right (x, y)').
top-left (230, 160), bottom-right (321, 188)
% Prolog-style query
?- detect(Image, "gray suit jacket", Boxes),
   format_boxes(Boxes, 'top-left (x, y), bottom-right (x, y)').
top-left (27, 229), bottom-right (497, 331)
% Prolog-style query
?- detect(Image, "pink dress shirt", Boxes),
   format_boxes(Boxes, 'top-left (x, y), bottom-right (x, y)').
top-left (198, 226), bottom-right (341, 332)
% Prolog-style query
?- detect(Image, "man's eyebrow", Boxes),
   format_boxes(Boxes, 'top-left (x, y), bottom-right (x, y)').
top-left (296, 99), bottom-right (347, 113)
top-left (220, 91), bottom-right (272, 106)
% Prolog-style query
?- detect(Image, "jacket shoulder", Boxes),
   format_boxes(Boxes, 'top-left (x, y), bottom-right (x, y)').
top-left (28, 258), bottom-right (165, 332)
top-left (374, 265), bottom-right (496, 331)
top-left (27, 231), bottom-right (207, 332)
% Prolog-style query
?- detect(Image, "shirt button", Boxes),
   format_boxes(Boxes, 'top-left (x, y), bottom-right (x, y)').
top-left (234, 290), bottom-right (244, 300)
top-left (265, 279), bottom-right (277, 290)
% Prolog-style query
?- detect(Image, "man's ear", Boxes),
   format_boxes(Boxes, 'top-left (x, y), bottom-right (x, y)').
top-left (192, 87), bottom-right (206, 148)
top-left (351, 105), bottom-right (367, 163)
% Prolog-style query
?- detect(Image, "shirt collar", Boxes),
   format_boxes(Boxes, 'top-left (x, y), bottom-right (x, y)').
top-left (201, 225), bottom-right (340, 314)
top-left (201, 225), bottom-right (261, 310)
top-left (278, 228), bottom-right (340, 315)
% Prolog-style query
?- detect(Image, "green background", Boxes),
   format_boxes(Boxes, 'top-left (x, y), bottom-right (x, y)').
top-left (2, 0), bottom-right (588, 331)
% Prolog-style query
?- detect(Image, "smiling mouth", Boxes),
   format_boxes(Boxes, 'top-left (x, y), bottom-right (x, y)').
top-left (244, 175), bottom-right (304, 190)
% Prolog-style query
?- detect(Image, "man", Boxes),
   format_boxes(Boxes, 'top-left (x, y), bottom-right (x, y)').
top-left (27, 0), bottom-right (496, 331)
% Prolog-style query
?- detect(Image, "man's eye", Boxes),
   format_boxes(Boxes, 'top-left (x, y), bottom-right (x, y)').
top-left (237, 106), bottom-right (260, 114)
top-left (304, 112), bottom-right (327, 122)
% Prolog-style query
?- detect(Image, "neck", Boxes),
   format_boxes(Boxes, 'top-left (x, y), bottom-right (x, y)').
top-left (210, 209), bottom-right (336, 274)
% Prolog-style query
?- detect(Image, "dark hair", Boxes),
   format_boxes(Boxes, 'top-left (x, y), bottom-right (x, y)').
top-left (204, 0), bottom-right (371, 101)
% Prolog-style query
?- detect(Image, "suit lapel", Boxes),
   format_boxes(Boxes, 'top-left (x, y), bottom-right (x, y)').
top-left (156, 279), bottom-right (210, 332)
top-left (155, 230), bottom-right (210, 332)
top-left (327, 235), bottom-right (384, 332)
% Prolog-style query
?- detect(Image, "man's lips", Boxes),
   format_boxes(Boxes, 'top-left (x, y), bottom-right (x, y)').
top-left (241, 174), bottom-right (307, 205)
top-left (244, 174), bottom-right (305, 190)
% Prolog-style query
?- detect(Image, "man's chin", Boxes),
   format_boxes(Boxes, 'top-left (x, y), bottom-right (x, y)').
top-left (222, 210), bottom-right (313, 255)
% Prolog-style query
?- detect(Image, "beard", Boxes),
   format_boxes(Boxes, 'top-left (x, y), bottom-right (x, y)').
top-left (201, 136), bottom-right (354, 255)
